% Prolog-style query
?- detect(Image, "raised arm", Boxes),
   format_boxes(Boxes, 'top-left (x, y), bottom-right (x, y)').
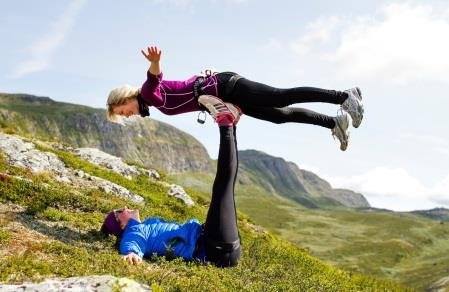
top-left (141, 46), bottom-right (162, 75)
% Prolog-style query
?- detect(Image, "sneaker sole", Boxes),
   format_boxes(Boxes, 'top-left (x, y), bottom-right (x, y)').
top-left (198, 96), bottom-right (237, 124)
top-left (356, 87), bottom-right (362, 101)
top-left (352, 87), bottom-right (364, 128)
top-left (336, 114), bottom-right (349, 151)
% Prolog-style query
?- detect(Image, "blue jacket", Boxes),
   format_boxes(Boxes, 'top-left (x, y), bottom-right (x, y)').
top-left (119, 217), bottom-right (202, 261)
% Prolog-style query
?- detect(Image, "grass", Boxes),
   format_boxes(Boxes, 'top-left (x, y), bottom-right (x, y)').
top-left (0, 141), bottom-right (408, 291)
top-left (170, 171), bottom-right (449, 290)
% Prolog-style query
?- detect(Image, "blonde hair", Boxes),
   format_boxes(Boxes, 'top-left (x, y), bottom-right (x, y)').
top-left (106, 85), bottom-right (139, 122)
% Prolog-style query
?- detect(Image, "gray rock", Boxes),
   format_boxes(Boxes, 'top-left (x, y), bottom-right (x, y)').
top-left (165, 183), bottom-right (194, 207)
top-left (72, 147), bottom-right (161, 181)
top-left (74, 148), bottom-right (141, 180)
top-left (0, 133), bottom-right (70, 181)
top-left (95, 179), bottom-right (144, 205)
top-left (98, 185), bottom-right (112, 193)
top-left (55, 175), bottom-right (72, 184)
top-left (0, 133), bottom-right (144, 205)
top-left (74, 169), bottom-right (85, 178)
top-left (143, 169), bottom-right (161, 180)
top-left (0, 275), bottom-right (151, 291)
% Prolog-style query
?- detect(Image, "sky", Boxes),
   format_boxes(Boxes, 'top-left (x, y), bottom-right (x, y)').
top-left (1, 0), bottom-right (449, 211)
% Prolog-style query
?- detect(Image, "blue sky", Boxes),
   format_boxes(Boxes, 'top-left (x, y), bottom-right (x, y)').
top-left (1, 0), bottom-right (449, 211)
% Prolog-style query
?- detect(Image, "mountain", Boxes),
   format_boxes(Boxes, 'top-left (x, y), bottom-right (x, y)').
top-left (410, 207), bottom-right (449, 222)
top-left (0, 93), bottom-right (212, 173)
top-left (0, 92), bottom-right (369, 209)
top-left (238, 150), bottom-right (369, 208)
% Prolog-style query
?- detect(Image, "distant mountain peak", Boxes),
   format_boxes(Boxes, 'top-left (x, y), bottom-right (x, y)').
top-left (238, 149), bottom-right (370, 209)
top-left (1, 92), bottom-right (54, 104)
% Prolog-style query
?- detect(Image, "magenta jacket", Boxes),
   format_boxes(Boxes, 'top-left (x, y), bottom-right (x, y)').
top-left (140, 71), bottom-right (219, 115)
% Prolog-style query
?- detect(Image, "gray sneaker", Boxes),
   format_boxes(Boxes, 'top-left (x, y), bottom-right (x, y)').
top-left (198, 95), bottom-right (240, 125)
top-left (332, 112), bottom-right (350, 151)
top-left (342, 87), bottom-right (364, 128)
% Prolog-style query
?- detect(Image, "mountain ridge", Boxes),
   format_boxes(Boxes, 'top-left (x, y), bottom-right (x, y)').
top-left (0, 92), bottom-right (369, 209)
top-left (0, 93), bottom-right (212, 174)
top-left (238, 149), bottom-right (370, 208)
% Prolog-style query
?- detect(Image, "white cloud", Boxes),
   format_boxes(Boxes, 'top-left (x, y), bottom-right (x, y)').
top-left (11, 0), bottom-right (86, 78)
top-left (323, 167), bottom-right (449, 211)
top-left (291, 16), bottom-right (341, 56)
top-left (291, 2), bottom-right (449, 85)
top-left (398, 133), bottom-right (449, 158)
top-left (431, 174), bottom-right (449, 205)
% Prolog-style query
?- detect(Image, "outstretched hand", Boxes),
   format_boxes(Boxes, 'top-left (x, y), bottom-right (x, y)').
top-left (141, 46), bottom-right (162, 63)
top-left (122, 252), bottom-right (142, 265)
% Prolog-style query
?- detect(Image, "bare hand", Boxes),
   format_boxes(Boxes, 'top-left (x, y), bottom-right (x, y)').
top-left (141, 46), bottom-right (162, 63)
top-left (122, 252), bottom-right (142, 265)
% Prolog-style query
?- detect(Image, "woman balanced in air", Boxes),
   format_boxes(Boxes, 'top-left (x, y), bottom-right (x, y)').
top-left (106, 46), bottom-right (364, 150)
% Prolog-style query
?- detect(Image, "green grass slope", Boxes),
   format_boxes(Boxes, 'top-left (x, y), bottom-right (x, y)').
top-left (0, 135), bottom-right (406, 291)
top-left (170, 171), bottom-right (449, 291)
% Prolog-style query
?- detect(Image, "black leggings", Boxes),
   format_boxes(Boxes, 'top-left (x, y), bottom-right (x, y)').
top-left (203, 126), bottom-right (241, 267)
top-left (216, 72), bottom-right (348, 129)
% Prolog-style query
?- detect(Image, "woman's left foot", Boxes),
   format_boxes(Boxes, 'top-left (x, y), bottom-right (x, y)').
top-left (332, 112), bottom-right (350, 151)
top-left (342, 87), bottom-right (364, 128)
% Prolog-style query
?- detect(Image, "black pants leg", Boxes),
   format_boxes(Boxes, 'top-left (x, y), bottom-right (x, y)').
top-left (240, 105), bottom-right (336, 129)
top-left (227, 77), bottom-right (348, 107)
top-left (203, 126), bottom-right (241, 267)
top-left (216, 73), bottom-right (345, 128)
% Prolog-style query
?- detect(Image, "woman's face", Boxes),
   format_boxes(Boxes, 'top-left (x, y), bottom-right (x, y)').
top-left (112, 98), bottom-right (139, 117)
top-left (117, 206), bottom-right (140, 229)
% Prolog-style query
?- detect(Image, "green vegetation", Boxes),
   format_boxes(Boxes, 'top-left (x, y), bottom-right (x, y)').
top-left (0, 230), bottom-right (11, 244)
top-left (170, 171), bottom-right (449, 290)
top-left (0, 141), bottom-right (407, 291)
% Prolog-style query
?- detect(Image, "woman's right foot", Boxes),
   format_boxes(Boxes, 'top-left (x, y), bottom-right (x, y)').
top-left (198, 95), bottom-right (241, 125)
top-left (342, 87), bottom-right (364, 128)
top-left (332, 112), bottom-right (350, 151)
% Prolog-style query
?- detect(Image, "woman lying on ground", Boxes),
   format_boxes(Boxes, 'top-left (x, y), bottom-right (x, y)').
top-left (106, 46), bottom-right (364, 151)
top-left (101, 99), bottom-right (242, 267)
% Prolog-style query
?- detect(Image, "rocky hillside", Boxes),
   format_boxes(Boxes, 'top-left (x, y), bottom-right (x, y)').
top-left (0, 92), bottom-right (369, 210)
top-left (0, 93), bottom-right (212, 173)
top-left (0, 131), bottom-right (405, 291)
top-left (239, 150), bottom-right (369, 208)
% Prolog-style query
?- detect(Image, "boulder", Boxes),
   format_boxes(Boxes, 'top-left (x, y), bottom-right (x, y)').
top-left (0, 275), bottom-right (151, 292)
